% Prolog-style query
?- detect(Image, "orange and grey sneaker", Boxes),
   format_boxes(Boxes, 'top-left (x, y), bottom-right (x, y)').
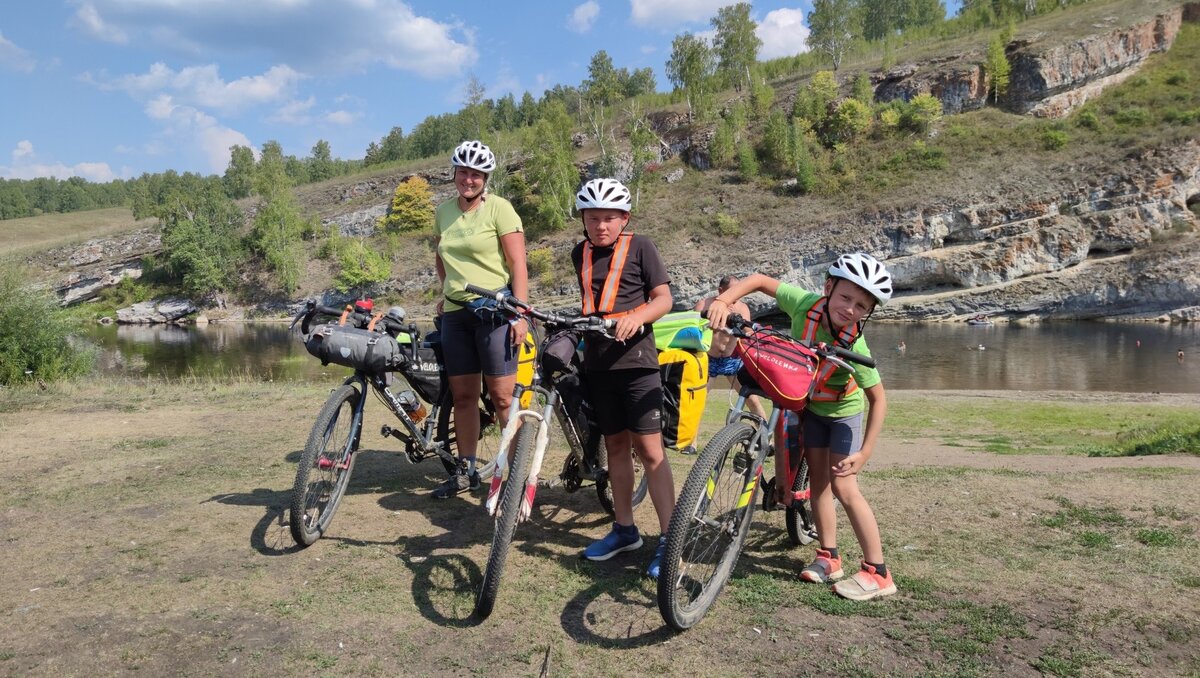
top-left (832, 562), bottom-right (897, 601)
top-left (799, 548), bottom-right (844, 583)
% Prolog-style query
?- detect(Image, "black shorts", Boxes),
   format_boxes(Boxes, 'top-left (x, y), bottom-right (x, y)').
top-left (439, 307), bottom-right (518, 377)
top-left (585, 368), bottom-right (663, 436)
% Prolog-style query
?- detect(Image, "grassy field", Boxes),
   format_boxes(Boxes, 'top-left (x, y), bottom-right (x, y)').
top-left (1, 379), bottom-right (1197, 676)
top-left (0, 207), bottom-right (151, 258)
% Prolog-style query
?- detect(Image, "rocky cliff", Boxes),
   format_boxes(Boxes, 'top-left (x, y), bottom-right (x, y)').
top-left (873, 2), bottom-right (1190, 118)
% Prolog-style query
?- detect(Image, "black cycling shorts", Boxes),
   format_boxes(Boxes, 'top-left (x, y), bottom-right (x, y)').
top-left (585, 368), bottom-right (663, 436)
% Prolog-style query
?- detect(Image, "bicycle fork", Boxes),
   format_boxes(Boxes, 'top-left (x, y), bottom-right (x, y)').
top-left (486, 391), bottom-right (559, 523)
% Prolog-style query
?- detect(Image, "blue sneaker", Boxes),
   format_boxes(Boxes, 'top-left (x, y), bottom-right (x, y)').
top-left (647, 536), bottom-right (667, 579)
top-left (583, 523), bottom-right (643, 561)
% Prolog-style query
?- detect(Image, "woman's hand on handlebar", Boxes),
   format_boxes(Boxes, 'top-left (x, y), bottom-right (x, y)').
top-left (509, 316), bottom-right (529, 346)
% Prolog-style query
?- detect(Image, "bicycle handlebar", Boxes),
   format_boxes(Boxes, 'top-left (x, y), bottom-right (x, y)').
top-left (464, 284), bottom-right (616, 335)
top-left (291, 298), bottom-right (418, 339)
top-left (707, 311), bottom-right (877, 370)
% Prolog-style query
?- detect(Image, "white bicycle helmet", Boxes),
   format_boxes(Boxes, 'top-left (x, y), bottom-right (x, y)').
top-left (828, 252), bottom-right (893, 305)
top-left (450, 140), bottom-right (496, 174)
top-left (575, 178), bottom-right (632, 212)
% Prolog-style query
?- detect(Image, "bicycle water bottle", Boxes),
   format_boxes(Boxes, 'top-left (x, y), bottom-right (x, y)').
top-left (397, 390), bottom-right (427, 424)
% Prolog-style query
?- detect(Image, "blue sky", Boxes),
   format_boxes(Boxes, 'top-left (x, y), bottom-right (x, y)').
top-left (0, 1), bottom-right (959, 182)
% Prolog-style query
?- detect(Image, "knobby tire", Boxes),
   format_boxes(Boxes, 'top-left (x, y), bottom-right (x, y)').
top-left (474, 420), bottom-right (536, 620)
top-left (657, 422), bottom-right (764, 631)
top-left (785, 457), bottom-right (816, 546)
top-left (289, 384), bottom-right (362, 547)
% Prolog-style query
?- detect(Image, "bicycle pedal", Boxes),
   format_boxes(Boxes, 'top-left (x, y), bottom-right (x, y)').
top-left (760, 477), bottom-right (778, 512)
top-left (380, 424), bottom-right (395, 438)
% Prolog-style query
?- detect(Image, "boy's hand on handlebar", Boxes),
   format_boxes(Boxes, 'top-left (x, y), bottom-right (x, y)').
top-left (613, 315), bottom-right (642, 342)
top-left (705, 299), bottom-right (732, 331)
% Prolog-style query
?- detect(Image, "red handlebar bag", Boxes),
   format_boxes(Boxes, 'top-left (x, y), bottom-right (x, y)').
top-left (734, 330), bottom-right (820, 410)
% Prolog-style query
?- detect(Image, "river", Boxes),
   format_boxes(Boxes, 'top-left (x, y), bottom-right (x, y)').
top-left (82, 320), bottom-right (1200, 392)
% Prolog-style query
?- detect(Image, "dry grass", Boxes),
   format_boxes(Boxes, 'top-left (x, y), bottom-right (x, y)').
top-left (0, 207), bottom-right (151, 257)
top-left (1, 380), bottom-right (1197, 675)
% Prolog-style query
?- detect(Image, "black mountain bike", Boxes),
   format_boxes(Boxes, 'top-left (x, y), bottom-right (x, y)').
top-left (287, 300), bottom-right (497, 547)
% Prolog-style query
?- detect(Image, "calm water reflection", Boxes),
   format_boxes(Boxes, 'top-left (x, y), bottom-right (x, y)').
top-left (83, 320), bottom-right (1200, 392)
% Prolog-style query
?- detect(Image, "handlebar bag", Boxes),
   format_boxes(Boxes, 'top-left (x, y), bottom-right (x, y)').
top-left (403, 339), bottom-right (445, 404)
top-left (734, 330), bottom-right (820, 410)
top-left (304, 322), bottom-right (404, 374)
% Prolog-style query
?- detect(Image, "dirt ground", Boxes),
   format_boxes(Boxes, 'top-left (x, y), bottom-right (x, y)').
top-left (1, 383), bottom-right (1197, 677)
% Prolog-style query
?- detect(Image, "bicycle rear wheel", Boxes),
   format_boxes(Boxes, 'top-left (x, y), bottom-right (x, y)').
top-left (474, 419), bottom-right (536, 620)
top-left (657, 422), bottom-right (764, 631)
top-left (435, 392), bottom-right (500, 479)
top-left (594, 430), bottom-right (649, 516)
top-left (290, 384), bottom-right (362, 547)
top-left (785, 457), bottom-right (817, 546)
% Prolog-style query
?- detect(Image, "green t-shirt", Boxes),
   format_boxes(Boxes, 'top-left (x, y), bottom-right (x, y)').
top-left (436, 195), bottom-right (523, 311)
top-left (776, 283), bottom-right (881, 418)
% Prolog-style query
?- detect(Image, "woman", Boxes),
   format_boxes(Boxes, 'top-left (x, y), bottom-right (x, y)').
top-left (431, 140), bottom-right (529, 499)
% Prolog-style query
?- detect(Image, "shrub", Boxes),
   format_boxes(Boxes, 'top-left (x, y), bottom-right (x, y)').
top-left (0, 264), bottom-right (94, 385)
top-left (709, 121), bottom-right (737, 168)
top-left (527, 247), bottom-right (558, 286)
top-left (1165, 70), bottom-right (1190, 86)
top-left (1075, 110), bottom-right (1101, 130)
top-left (334, 239), bottom-right (392, 293)
top-left (714, 213), bottom-right (741, 237)
top-left (378, 176), bottom-right (435, 233)
top-left (1113, 107), bottom-right (1149, 126)
top-left (1040, 128), bottom-right (1069, 150)
top-left (736, 143), bottom-right (760, 180)
top-left (826, 98), bottom-right (873, 143)
top-left (902, 94), bottom-right (943, 134)
top-left (878, 105), bottom-right (902, 131)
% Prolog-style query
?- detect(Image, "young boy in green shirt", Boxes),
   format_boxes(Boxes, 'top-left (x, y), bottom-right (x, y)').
top-left (705, 253), bottom-right (897, 600)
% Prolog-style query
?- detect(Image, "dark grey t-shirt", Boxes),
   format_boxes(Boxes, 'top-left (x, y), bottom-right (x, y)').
top-left (571, 233), bottom-right (671, 372)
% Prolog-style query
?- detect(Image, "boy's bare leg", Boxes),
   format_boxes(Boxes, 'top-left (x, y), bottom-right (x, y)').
top-left (631, 431), bottom-right (675, 533)
top-left (806, 446), bottom-right (838, 549)
top-left (603, 430), bottom-right (676, 533)
top-left (830, 474), bottom-right (884, 564)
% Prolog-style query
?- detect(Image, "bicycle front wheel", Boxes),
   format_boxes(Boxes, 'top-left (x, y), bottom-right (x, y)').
top-left (474, 419), bottom-right (536, 620)
top-left (657, 422), bottom-right (763, 631)
top-left (435, 392), bottom-right (501, 480)
top-left (290, 384), bottom-right (362, 547)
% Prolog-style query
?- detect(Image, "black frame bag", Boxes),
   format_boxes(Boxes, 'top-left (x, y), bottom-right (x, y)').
top-left (303, 323), bottom-right (404, 374)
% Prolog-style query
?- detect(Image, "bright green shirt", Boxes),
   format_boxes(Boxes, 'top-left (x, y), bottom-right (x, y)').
top-left (775, 283), bottom-right (881, 418)
top-left (435, 195), bottom-right (523, 311)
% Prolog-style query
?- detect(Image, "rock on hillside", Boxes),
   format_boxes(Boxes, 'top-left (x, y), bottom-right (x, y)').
top-left (666, 139), bottom-right (1200, 322)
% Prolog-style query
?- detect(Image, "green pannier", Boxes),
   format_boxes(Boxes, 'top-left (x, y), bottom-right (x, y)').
top-left (652, 311), bottom-right (712, 352)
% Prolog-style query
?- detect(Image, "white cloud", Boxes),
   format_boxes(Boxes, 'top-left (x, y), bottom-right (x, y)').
top-left (1, 141), bottom-right (118, 182)
top-left (0, 30), bottom-right (35, 72)
top-left (100, 63), bottom-right (303, 113)
top-left (270, 97), bottom-right (316, 125)
top-left (152, 102), bottom-right (254, 172)
top-left (629, 0), bottom-right (728, 27)
top-left (640, 44), bottom-right (657, 54)
top-left (324, 110), bottom-right (357, 125)
top-left (757, 8), bottom-right (810, 60)
top-left (67, 0), bottom-right (477, 78)
top-left (69, 2), bottom-right (128, 44)
top-left (568, 1), bottom-right (600, 33)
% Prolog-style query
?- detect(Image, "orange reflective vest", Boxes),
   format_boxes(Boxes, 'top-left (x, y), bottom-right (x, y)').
top-left (579, 234), bottom-right (645, 320)
top-left (798, 297), bottom-right (862, 402)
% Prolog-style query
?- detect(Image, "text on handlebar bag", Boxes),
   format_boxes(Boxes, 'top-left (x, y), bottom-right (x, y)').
top-left (734, 331), bottom-right (820, 410)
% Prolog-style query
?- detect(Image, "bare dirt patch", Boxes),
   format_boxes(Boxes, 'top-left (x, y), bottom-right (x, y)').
top-left (1, 383), bottom-right (1197, 676)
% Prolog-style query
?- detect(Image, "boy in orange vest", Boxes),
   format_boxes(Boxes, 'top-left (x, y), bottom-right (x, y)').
top-left (571, 178), bottom-right (676, 579)
top-left (706, 253), bottom-right (896, 600)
